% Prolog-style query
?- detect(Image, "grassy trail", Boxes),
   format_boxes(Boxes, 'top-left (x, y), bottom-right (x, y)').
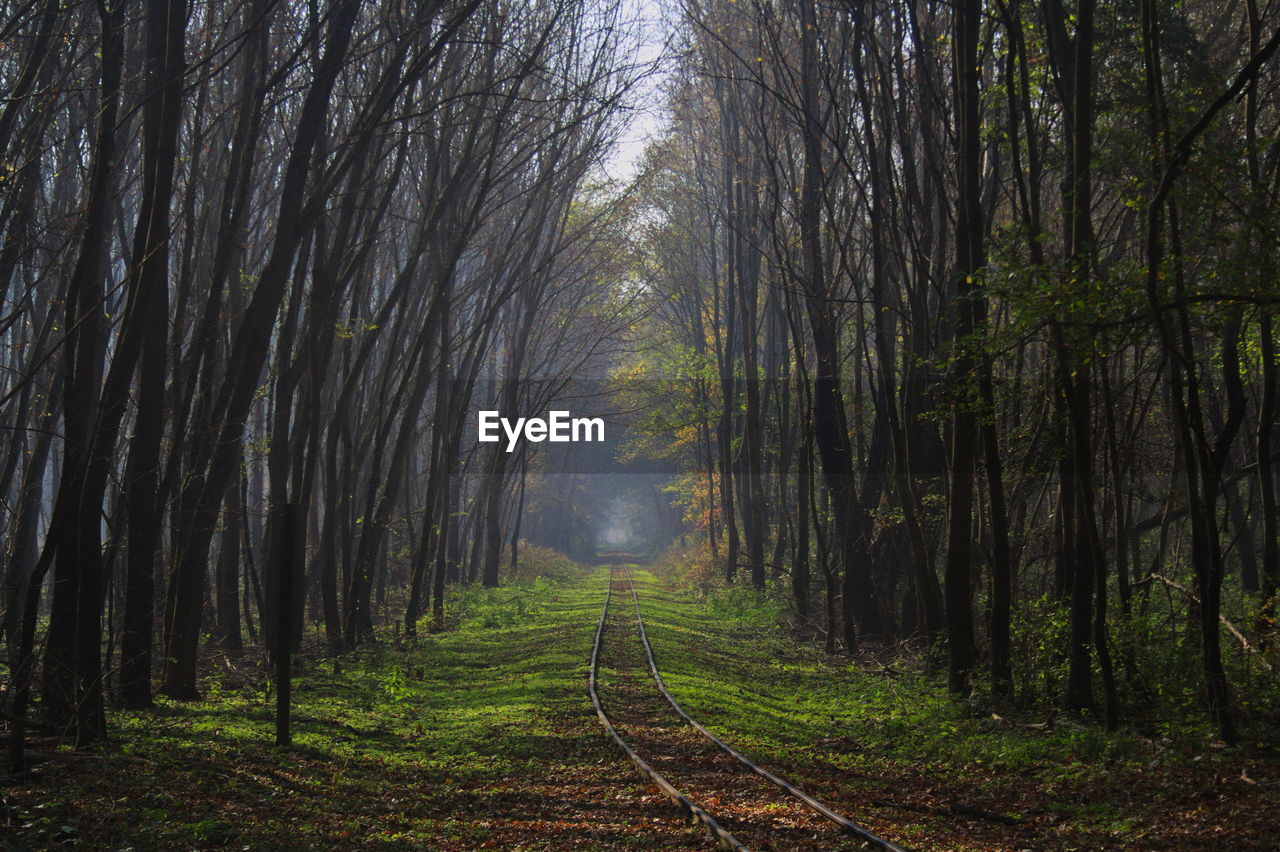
top-left (593, 566), bottom-right (855, 851)
top-left (3, 562), bottom-right (1277, 850)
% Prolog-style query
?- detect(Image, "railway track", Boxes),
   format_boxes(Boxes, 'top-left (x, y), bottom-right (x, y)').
top-left (589, 559), bottom-right (908, 851)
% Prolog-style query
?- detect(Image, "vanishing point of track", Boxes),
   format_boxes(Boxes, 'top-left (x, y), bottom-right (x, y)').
top-left (589, 558), bottom-right (907, 851)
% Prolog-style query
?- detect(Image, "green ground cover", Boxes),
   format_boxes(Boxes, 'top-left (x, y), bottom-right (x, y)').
top-left (3, 558), bottom-right (1277, 850)
top-left (634, 566), bottom-right (1280, 849)
top-left (2, 562), bottom-right (674, 850)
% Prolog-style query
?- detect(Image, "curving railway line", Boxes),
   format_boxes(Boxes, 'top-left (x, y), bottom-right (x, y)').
top-left (589, 558), bottom-right (909, 851)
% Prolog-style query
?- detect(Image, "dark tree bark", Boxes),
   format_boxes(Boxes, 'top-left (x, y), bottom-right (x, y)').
top-left (943, 0), bottom-right (984, 694)
top-left (39, 0), bottom-right (128, 742)
top-left (120, 0), bottom-right (188, 710)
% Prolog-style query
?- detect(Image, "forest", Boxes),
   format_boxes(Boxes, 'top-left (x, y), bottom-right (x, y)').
top-left (1, 0), bottom-right (1279, 847)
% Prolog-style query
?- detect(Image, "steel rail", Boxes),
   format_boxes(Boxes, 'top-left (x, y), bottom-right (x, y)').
top-left (589, 561), bottom-right (748, 851)
top-left (620, 564), bottom-right (909, 852)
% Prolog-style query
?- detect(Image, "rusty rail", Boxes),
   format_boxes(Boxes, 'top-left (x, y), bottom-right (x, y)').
top-left (589, 560), bottom-right (748, 850)
top-left (619, 563), bottom-right (909, 852)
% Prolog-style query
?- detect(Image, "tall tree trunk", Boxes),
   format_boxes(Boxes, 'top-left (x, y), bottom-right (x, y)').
top-left (944, 0), bottom-right (984, 693)
top-left (215, 473), bottom-right (244, 653)
top-left (1259, 314), bottom-right (1278, 635)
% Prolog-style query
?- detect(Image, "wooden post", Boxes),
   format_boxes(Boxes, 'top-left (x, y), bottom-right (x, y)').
top-left (275, 502), bottom-right (299, 747)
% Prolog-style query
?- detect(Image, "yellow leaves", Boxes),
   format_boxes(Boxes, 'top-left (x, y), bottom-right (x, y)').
top-left (673, 423), bottom-right (700, 448)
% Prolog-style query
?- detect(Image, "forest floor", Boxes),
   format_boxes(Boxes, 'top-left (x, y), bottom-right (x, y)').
top-left (3, 561), bottom-right (1279, 850)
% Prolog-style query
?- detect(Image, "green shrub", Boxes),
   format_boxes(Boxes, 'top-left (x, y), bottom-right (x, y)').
top-left (1010, 593), bottom-right (1070, 706)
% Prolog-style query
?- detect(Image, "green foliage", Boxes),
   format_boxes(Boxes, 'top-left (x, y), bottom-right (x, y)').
top-left (699, 579), bottom-right (786, 628)
top-left (1010, 594), bottom-right (1070, 705)
top-left (447, 580), bottom-right (548, 629)
top-left (1111, 606), bottom-right (1205, 723)
top-left (1004, 588), bottom-right (1280, 747)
